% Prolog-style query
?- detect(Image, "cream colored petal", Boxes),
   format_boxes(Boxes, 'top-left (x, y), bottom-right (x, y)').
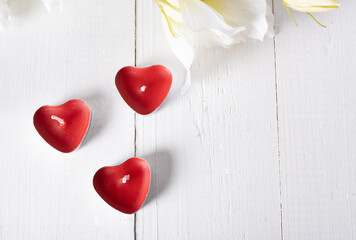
top-left (155, 0), bottom-right (273, 94)
top-left (0, 0), bottom-right (9, 30)
top-left (42, 0), bottom-right (63, 12)
top-left (266, 5), bottom-right (275, 38)
top-left (283, 0), bottom-right (340, 12)
top-left (179, 0), bottom-right (246, 45)
top-left (161, 15), bottom-right (194, 95)
top-left (203, 0), bottom-right (271, 41)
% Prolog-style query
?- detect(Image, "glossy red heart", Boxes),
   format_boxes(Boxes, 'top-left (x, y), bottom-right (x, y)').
top-left (93, 158), bottom-right (150, 214)
top-left (115, 65), bottom-right (172, 115)
top-left (33, 99), bottom-right (91, 153)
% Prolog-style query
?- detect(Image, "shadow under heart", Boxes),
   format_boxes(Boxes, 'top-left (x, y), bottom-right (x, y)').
top-left (141, 151), bottom-right (173, 208)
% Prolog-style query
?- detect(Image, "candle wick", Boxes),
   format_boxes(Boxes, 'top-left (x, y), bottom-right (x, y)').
top-left (122, 174), bottom-right (130, 183)
top-left (51, 115), bottom-right (65, 126)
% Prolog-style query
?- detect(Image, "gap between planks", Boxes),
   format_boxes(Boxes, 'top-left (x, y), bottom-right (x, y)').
top-left (133, 0), bottom-right (138, 239)
top-left (271, 0), bottom-right (284, 239)
top-left (273, 36), bottom-right (284, 240)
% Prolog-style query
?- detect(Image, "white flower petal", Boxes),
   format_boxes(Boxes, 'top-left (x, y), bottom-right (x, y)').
top-left (42, 0), bottom-right (63, 12)
top-left (179, 0), bottom-right (246, 45)
top-left (164, 21), bottom-right (193, 71)
top-left (266, 5), bottom-right (275, 38)
top-left (155, 0), bottom-right (273, 94)
top-left (0, 0), bottom-right (9, 30)
top-left (203, 0), bottom-right (271, 42)
top-left (283, 0), bottom-right (340, 12)
top-left (162, 15), bottom-right (194, 95)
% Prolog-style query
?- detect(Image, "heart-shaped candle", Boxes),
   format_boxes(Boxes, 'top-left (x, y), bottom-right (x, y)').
top-left (33, 99), bottom-right (91, 153)
top-left (93, 158), bottom-right (151, 214)
top-left (115, 65), bottom-right (172, 115)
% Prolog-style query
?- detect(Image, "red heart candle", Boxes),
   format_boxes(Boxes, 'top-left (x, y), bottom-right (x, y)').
top-left (115, 65), bottom-right (172, 115)
top-left (93, 158), bottom-right (151, 214)
top-left (33, 99), bottom-right (91, 153)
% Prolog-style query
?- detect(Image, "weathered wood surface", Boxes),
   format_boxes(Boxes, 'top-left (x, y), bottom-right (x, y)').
top-left (0, 0), bottom-right (355, 239)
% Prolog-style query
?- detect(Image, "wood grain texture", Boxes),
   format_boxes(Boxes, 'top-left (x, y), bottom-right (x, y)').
top-left (0, 0), bottom-right (135, 239)
top-left (274, 2), bottom-right (356, 239)
top-left (135, 0), bottom-right (281, 239)
top-left (1, 0), bottom-right (355, 239)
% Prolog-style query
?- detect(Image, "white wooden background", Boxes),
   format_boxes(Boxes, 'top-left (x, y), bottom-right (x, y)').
top-left (0, 0), bottom-right (355, 239)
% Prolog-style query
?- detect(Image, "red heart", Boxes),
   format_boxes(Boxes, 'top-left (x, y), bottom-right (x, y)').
top-left (115, 65), bottom-right (172, 115)
top-left (33, 99), bottom-right (91, 153)
top-left (93, 158), bottom-right (151, 214)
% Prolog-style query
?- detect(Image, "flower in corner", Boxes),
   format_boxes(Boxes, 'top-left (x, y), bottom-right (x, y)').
top-left (155, 0), bottom-right (273, 93)
top-left (282, 0), bottom-right (340, 26)
top-left (0, 0), bottom-right (62, 30)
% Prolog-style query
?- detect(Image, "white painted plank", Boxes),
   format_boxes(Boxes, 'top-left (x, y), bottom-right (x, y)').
top-left (0, 0), bottom-right (135, 239)
top-left (274, 2), bottom-right (356, 239)
top-left (135, 1), bottom-right (281, 239)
